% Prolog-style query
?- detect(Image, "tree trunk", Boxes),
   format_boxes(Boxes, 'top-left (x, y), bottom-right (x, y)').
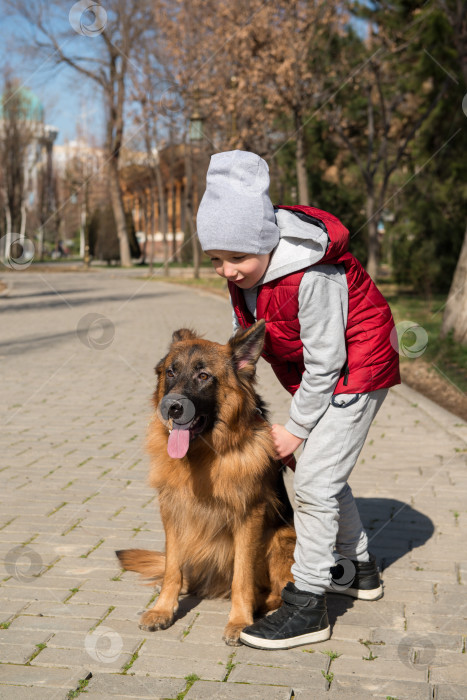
top-left (37, 227), bottom-right (44, 261)
top-left (152, 159), bottom-right (167, 274)
top-left (108, 159), bottom-right (131, 267)
top-left (438, 7), bottom-right (467, 345)
top-left (294, 108), bottom-right (310, 205)
top-left (79, 203), bottom-right (86, 258)
top-left (169, 137), bottom-right (177, 262)
top-left (192, 226), bottom-right (200, 279)
top-left (166, 144), bottom-right (175, 276)
top-left (19, 201), bottom-right (26, 241)
top-left (366, 191), bottom-right (379, 280)
top-left (2, 206), bottom-right (12, 261)
top-left (148, 188), bottom-right (155, 276)
top-left (441, 223), bottom-right (467, 345)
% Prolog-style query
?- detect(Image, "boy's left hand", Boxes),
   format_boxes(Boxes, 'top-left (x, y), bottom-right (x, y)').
top-left (271, 424), bottom-right (304, 460)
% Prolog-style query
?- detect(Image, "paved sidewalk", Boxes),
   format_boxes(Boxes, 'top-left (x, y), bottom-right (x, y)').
top-left (0, 269), bottom-right (466, 700)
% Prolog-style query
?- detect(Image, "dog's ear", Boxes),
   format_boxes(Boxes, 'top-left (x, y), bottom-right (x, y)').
top-left (229, 320), bottom-right (266, 377)
top-left (172, 328), bottom-right (198, 343)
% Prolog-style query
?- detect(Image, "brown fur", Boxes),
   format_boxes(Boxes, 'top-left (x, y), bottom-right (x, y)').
top-left (116, 320), bottom-right (296, 645)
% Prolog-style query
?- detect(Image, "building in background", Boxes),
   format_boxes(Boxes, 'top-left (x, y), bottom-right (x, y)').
top-left (1, 86), bottom-right (205, 265)
top-left (0, 86), bottom-right (59, 261)
top-left (120, 143), bottom-right (187, 264)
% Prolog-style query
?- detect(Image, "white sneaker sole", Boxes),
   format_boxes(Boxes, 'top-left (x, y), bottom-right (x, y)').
top-left (332, 585), bottom-right (383, 600)
top-left (239, 625), bottom-right (331, 650)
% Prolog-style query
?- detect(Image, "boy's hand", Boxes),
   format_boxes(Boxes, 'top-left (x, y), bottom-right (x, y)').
top-left (271, 424), bottom-right (304, 460)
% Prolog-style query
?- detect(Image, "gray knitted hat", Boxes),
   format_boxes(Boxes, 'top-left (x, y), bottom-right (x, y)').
top-left (196, 150), bottom-right (280, 254)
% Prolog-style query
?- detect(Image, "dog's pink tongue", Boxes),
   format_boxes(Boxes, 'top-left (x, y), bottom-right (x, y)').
top-left (167, 426), bottom-right (190, 459)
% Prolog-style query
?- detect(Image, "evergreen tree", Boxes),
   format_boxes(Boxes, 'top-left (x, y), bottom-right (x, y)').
top-left (388, 3), bottom-right (466, 295)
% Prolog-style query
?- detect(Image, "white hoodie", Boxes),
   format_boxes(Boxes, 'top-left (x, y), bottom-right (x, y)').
top-left (233, 208), bottom-right (349, 438)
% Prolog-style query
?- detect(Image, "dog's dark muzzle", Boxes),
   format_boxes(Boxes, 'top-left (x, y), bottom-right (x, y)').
top-left (160, 393), bottom-right (208, 459)
top-left (160, 393), bottom-right (196, 426)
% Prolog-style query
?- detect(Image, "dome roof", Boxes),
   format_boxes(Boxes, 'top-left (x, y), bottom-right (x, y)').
top-left (0, 86), bottom-right (44, 122)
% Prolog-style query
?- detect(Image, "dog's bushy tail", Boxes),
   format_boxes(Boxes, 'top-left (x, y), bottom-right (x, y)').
top-left (116, 549), bottom-right (166, 585)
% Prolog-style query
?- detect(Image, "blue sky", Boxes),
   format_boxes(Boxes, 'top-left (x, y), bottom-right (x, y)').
top-left (0, 9), bottom-right (105, 145)
top-left (0, 5), bottom-right (368, 148)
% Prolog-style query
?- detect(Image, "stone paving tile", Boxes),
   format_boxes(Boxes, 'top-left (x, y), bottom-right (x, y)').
top-left (83, 672), bottom-right (186, 699)
top-left (331, 675), bottom-right (433, 700)
top-left (0, 587), bottom-right (71, 604)
top-left (181, 623), bottom-right (230, 646)
top-left (70, 590), bottom-right (151, 607)
top-left (406, 612), bottom-right (467, 635)
top-left (98, 616), bottom-right (187, 641)
top-left (184, 680), bottom-right (293, 699)
top-left (131, 650), bottom-right (228, 681)
top-left (370, 627), bottom-right (464, 652)
top-left (380, 578), bottom-right (435, 593)
top-left (0, 663), bottom-right (88, 689)
top-left (46, 629), bottom-right (141, 653)
top-left (228, 662), bottom-right (325, 688)
top-left (24, 602), bottom-right (111, 618)
top-left (1, 270), bottom-right (466, 699)
top-left (0, 641), bottom-right (40, 664)
top-left (330, 653), bottom-right (429, 682)
top-left (436, 686), bottom-right (467, 700)
top-left (327, 623), bottom-right (374, 642)
top-left (0, 687), bottom-right (62, 700)
top-left (234, 644), bottom-right (330, 669)
top-left (294, 689), bottom-right (369, 700)
top-left (0, 602), bottom-right (30, 619)
top-left (131, 633), bottom-right (232, 680)
top-left (8, 615), bottom-right (96, 633)
top-left (30, 645), bottom-right (135, 673)
top-left (430, 660), bottom-right (467, 686)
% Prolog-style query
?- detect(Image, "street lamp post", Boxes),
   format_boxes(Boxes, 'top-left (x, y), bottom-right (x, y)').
top-left (37, 125), bottom-right (59, 260)
top-left (186, 91), bottom-right (206, 279)
top-left (230, 76), bottom-right (238, 145)
top-left (189, 88), bottom-right (204, 142)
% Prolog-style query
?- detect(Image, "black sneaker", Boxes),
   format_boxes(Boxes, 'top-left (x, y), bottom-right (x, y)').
top-left (239, 582), bottom-right (330, 650)
top-left (330, 553), bottom-right (383, 600)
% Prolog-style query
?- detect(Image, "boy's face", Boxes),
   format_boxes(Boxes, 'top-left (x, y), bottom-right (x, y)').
top-left (206, 250), bottom-right (271, 289)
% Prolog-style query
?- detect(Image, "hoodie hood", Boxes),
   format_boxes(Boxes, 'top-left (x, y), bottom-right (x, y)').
top-left (259, 208), bottom-right (329, 285)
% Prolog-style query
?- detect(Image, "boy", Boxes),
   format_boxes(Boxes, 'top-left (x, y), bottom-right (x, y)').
top-left (196, 150), bottom-right (400, 650)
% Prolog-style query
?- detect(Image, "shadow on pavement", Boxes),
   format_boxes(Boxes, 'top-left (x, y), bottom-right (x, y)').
top-left (3, 288), bottom-right (99, 299)
top-left (357, 496), bottom-right (435, 570)
top-left (0, 291), bottom-right (170, 314)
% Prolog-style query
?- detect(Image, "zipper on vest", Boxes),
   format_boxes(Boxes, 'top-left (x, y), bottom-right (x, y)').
top-left (343, 361), bottom-right (349, 386)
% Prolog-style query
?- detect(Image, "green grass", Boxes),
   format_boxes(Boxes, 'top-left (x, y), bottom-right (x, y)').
top-left (379, 284), bottom-right (467, 394)
top-left (175, 674), bottom-right (201, 700)
top-left (66, 678), bottom-right (90, 698)
top-left (138, 260), bottom-right (213, 268)
top-left (321, 669), bottom-right (334, 684)
top-left (142, 273), bottom-right (227, 293)
top-left (320, 649), bottom-right (342, 660)
top-left (359, 638), bottom-right (385, 660)
top-left (223, 651), bottom-right (237, 681)
top-left (121, 639), bottom-right (145, 674)
top-left (26, 642), bottom-right (47, 664)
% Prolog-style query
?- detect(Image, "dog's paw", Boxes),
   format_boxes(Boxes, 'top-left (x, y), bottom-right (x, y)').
top-left (138, 609), bottom-right (174, 632)
top-left (222, 622), bottom-right (245, 646)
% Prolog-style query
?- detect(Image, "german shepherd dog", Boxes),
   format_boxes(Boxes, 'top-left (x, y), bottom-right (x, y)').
top-left (116, 320), bottom-right (296, 645)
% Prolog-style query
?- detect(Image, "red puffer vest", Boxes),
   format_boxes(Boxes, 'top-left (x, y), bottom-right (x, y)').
top-left (229, 204), bottom-right (400, 396)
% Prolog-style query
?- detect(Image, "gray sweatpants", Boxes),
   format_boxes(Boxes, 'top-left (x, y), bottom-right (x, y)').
top-left (291, 389), bottom-right (388, 594)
